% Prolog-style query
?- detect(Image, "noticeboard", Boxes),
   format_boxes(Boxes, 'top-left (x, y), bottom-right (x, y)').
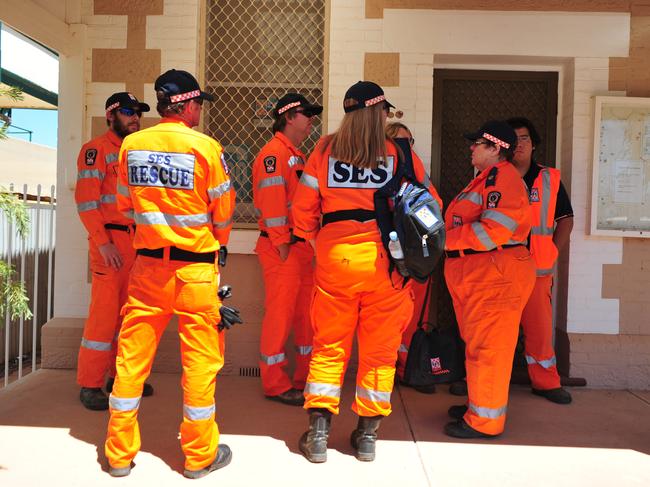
top-left (591, 96), bottom-right (650, 237)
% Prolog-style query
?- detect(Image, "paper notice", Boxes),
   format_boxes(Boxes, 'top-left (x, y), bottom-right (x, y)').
top-left (614, 160), bottom-right (644, 204)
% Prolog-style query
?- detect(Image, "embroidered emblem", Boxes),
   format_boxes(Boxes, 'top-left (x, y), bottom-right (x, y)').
top-left (487, 191), bottom-right (502, 209)
top-left (452, 215), bottom-right (463, 227)
top-left (264, 156), bottom-right (276, 174)
top-left (85, 149), bottom-right (98, 166)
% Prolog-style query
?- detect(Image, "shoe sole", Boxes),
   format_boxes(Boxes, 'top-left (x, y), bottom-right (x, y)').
top-left (299, 445), bottom-right (327, 463)
top-left (108, 465), bottom-right (131, 477)
top-left (183, 449), bottom-right (232, 479)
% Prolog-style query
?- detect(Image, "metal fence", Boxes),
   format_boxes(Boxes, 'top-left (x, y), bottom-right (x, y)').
top-left (1, 184), bottom-right (56, 387)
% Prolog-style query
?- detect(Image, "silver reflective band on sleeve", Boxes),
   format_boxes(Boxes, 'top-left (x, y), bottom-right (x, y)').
top-left (288, 156), bottom-right (303, 168)
top-left (295, 345), bottom-right (312, 356)
top-left (109, 395), bottom-right (141, 411)
top-left (537, 268), bottom-right (554, 276)
top-left (304, 382), bottom-right (341, 398)
top-left (260, 352), bottom-right (286, 365)
top-left (213, 217), bottom-right (232, 229)
top-left (183, 403), bottom-right (215, 421)
top-left (105, 153), bottom-right (119, 164)
top-left (80, 337), bottom-right (112, 352)
top-left (208, 180), bottom-right (232, 200)
top-left (531, 225), bottom-right (555, 236)
top-left (78, 169), bottom-right (104, 180)
top-left (469, 402), bottom-right (507, 419)
top-left (471, 221), bottom-right (496, 250)
top-left (481, 210), bottom-right (517, 232)
top-left (399, 344), bottom-right (408, 353)
top-left (356, 386), bottom-right (391, 404)
top-left (100, 194), bottom-right (116, 204)
top-left (457, 192), bottom-right (483, 206)
top-left (117, 182), bottom-right (130, 197)
top-left (264, 216), bottom-right (288, 228)
top-left (258, 176), bottom-right (286, 189)
top-left (300, 173), bottom-right (319, 190)
top-left (123, 209), bottom-right (135, 220)
top-left (525, 355), bottom-right (557, 369)
top-left (77, 200), bottom-right (100, 212)
top-left (135, 212), bottom-right (210, 227)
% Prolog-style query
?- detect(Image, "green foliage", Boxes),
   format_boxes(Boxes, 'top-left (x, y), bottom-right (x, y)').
top-left (0, 85), bottom-right (24, 140)
top-left (0, 261), bottom-right (33, 321)
top-left (0, 189), bottom-right (30, 237)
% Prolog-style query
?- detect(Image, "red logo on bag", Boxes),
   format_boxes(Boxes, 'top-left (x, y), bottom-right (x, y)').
top-left (430, 356), bottom-right (449, 376)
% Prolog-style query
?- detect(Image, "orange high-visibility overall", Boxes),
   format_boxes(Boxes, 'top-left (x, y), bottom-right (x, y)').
top-left (253, 132), bottom-right (314, 395)
top-left (444, 161), bottom-right (535, 435)
top-left (75, 130), bottom-right (136, 388)
top-left (292, 138), bottom-right (441, 417)
top-left (105, 118), bottom-right (235, 472)
top-left (521, 166), bottom-right (562, 390)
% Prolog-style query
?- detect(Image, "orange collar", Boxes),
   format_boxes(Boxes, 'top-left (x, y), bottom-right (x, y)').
top-left (105, 129), bottom-right (123, 148)
top-left (274, 131), bottom-right (300, 154)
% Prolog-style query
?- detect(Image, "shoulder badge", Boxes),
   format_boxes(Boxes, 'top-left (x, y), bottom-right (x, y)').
top-left (452, 215), bottom-right (463, 227)
top-left (487, 191), bottom-right (502, 209)
top-left (264, 156), bottom-right (277, 174)
top-left (85, 148), bottom-right (98, 166)
top-left (221, 153), bottom-right (230, 175)
top-left (485, 166), bottom-right (498, 187)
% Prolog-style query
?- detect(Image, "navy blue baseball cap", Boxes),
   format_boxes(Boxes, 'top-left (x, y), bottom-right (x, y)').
top-left (343, 81), bottom-right (395, 113)
top-left (155, 69), bottom-right (214, 103)
top-left (105, 92), bottom-right (150, 113)
top-left (464, 120), bottom-right (517, 149)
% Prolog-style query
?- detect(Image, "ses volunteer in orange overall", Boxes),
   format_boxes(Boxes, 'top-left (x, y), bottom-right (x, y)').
top-left (508, 117), bottom-right (574, 405)
top-left (444, 120), bottom-right (536, 439)
top-left (75, 92), bottom-right (153, 411)
top-left (292, 81), bottom-right (441, 463)
top-left (105, 70), bottom-right (235, 479)
top-left (253, 93), bottom-right (323, 406)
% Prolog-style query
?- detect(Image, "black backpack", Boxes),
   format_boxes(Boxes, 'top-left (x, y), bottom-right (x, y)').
top-left (374, 137), bottom-right (445, 283)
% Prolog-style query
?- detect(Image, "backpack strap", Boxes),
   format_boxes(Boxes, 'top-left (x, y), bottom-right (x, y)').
top-left (416, 275), bottom-right (433, 330)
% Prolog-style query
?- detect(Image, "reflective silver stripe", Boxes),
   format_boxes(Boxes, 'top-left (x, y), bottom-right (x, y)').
top-left (123, 209), bottom-right (135, 220)
top-left (457, 192), bottom-right (483, 206)
top-left (505, 239), bottom-right (527, 246)
top-left (100, 194), bottom-right (116, 204)
top-left (304, 382), bottom-right (341, 398)
top-left (183, 403), bottom-right (215, 421)
top-left (80, 337), bottom-right (112, 351)
top-left (300, 173), bottom-right (319, 190)
top-left (540, 169), bottom-right (552, 228)
top-left (77, 200), bottom-right (100, 212)
top-left (260, 352), bottom-right (286, 365)
top-left (399, 344), bottom-right (408, 353)
top-left (208, 180), bottom-right (232, 200)
top-left (531, 225), bottom-right (555, 236)
top-left (469, 402), bottom-right (507, 419)
top-left (258, 176), bottom-right (286, 190)
top-left (295, 345), bottom-right (312, 355)
top-left (356, 386), bottom-right (391, 404)
top-left (537, 268), bottom-right (554, 276)
top-left (525, 355), bottom-right (557, 369)
top-left (135, 212), bottom-right (210, 227)
top-left (78, 169), bottom-right (104, 180)
top-left (288, 156), bottom-right (303, 168)
top-left (117, 182), bottom-right (130, 198)
top-left (471, 221), bottom-right (496, 250)
top-left (265, 216), bottom-right (288, 228)
top-left (213, 217), bottom-right (232, 229)
top-left (482, 210), bottom-right (517, 232)
top-left (254, 207), bottom-right (262, 219)
top-left (105, 153), bottom-right (119, 164)
top-left (109, 395), bottom-right (141, 411)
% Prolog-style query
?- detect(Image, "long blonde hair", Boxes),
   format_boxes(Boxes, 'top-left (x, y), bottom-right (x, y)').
top-left (325, 103), bottom-right (387, 169)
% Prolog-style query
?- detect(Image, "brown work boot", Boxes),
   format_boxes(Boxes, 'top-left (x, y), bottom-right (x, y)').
top-left (80, 387), bottom-right (108, 411)
top-left (183, 444), bottom-right (232, 479)
top-left (299, 408), bottom-right (331, 463)
top-left (106, 377), bottom-right (154, 397)
top-left (265, 388), bottom-right (304, 406)
top-left (350, 415), bottom-right (382, 461)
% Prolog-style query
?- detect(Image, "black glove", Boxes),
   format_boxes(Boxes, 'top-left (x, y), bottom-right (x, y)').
top-left (218, 304), bottom-right (242, 331)
top-left (218, 246), bottom-right (228, 267)
top-left (217, 285), bottom-right (232, 300)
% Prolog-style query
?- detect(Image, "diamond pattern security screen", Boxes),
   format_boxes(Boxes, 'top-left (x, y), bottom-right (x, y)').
top-left (203, 0), bottom-right (326, 225)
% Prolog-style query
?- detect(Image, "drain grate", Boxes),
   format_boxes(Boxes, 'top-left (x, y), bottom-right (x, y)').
top-left (239, 367), bottom-right (261, 377)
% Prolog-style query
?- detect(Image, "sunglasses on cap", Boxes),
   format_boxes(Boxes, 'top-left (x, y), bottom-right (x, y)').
top-left (118, 107), bottom-right (142, 117)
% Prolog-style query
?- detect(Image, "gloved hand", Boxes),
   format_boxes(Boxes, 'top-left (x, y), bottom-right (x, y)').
top-left (217, 285), bottom-right (232, 300)
top-left (218, 304), bottom-right (242, 331)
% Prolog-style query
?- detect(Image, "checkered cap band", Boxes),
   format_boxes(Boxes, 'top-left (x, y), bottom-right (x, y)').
top-left (364, 95), bottom-right (386, 107)
top-left (278, 101), bottom-right (301, 115)
top-left (483, 132), bottom-right (510, 149)
top-left (106, 102), bottom-right (120, 112)
top-left (169, 90), bottom-right (201, 103)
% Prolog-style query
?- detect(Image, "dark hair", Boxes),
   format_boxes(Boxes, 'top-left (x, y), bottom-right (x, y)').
top-left (106, 108), bottom-right (116, 126)
top-left (507, 117), bottom-right (541, 146)
top-left (271, 108), bottom-right (298, 134)
top-left (482, 140), bottom-right (516, 162)
top-left (156, 90), bottom-right (190, 117)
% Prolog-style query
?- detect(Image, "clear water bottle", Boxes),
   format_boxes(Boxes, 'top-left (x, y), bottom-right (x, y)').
top-left (388, 231), bottom-right (409, 277)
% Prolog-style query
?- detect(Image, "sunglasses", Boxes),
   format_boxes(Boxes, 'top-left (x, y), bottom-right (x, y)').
top-left (118, 107), bottom-right (142, 117)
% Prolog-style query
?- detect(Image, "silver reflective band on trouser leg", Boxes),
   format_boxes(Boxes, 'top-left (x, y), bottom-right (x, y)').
top-left (304, 382), bottom-right (341, 398)
top-left (100, 194), bottom-right (117, 204)
top-left (183, 403), bottom-right (215, 421)
top-left (525, 355), bottom-right (557, 369)
top-left (214, 217), bottom-right (232, 229)
top-left (356, 386), bottom-right (391, 404)
top-left (264, 216), bottom-right (288, 228)
top-left (117, 182), bottom-right (130, 197)
top-left (470, 221), bottom-right (496, 250)
top-left (80, 337), bottom-right (113, 351)
top-left (135, 212), bottom-right (210, 227)
top-left (295, 345), bottom-right (313, 356)
top-left (260, 352), bottom-right (286, 365)
top-left (481, 210), bottom-right (517, 232)
top-left (537, 268), bottom-right (554, 276)
top-left (78, 169), bottom-right (104, 180)
top-left (258, 176), bottom-right (286, 190)
top-left (77, 200), bottom-right (100, 212)
top-left (109, 395), bottom-right (142, 411)
top-left (208, 180), bottom-right (232, 200)
top-left (469, 402), bottom-right (507, 419)
top-left (300, 173), bottom-right (319, 190)
top-left (457, 191), bottom-right (483, 206)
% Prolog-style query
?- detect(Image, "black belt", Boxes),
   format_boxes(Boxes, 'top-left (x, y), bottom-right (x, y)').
top-left (136, 247), bottom-right (215, 263)
top-left (322, 209), bottom-right (375, 227)
top-left (104, 223), bottom-right (135, 232)
top-left (445, 244), bottom-right (523, 259)
top-left (259, 230), bottom-right (305, 243)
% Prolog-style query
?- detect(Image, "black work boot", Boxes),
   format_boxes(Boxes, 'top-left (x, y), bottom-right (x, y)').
top-left (532, 387), bottom-right (572, 404)
top-left (80, 387), bottom-right (109, 411)
top-left (106, 378), bottom-right (154, 397)
top-left (350, 415), bottom-right (382, 462)
top-left (183, 444), bottom-right (232, 479)
top-left (299, 408), bottom-right (331, 463)
top-left (447, 404), bottom-right (468, 419)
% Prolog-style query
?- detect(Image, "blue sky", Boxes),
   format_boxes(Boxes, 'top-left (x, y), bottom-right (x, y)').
top-left (7, 109), bottom-right (57, 148)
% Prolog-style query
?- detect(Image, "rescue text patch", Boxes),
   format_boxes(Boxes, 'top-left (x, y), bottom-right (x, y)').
top-left (85, 149), bottom-right (97, 166)
top-left (264, 156), bottom-right (276, 173)
top-left (127, 150), bottom-right (196, 189)
top-left (326, 156), bottom-right (394, 189)
top-left (487, 191), bottom-right (502, 209)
